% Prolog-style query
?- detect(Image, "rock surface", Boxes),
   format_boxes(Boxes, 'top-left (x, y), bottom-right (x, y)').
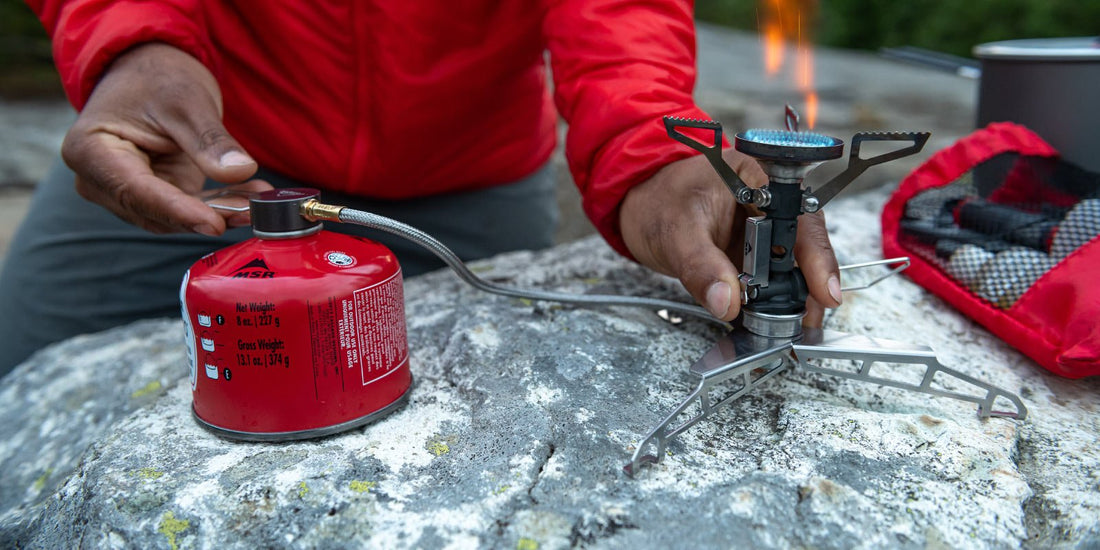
top-left (0, 99), bottom-right (73, 188)
top-left (1, 187), bottom-right (1098, 549)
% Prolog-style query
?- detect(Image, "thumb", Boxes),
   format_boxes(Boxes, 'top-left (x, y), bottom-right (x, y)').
top-left (671, 237), bottom-right (744, 321)
top-left (620, 153), bottom-right (747, 322)
top-left (173, 118), bottom-right (259, 184)
top-left (621, 190), bottom-right (743, 321)
top-left (121, 42), bottom-right (259, 184)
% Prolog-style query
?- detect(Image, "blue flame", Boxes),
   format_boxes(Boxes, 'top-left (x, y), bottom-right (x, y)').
top-left (742, 129), bottom-right (839, 147)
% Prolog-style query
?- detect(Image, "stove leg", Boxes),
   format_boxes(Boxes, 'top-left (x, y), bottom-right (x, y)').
top-left (624, 351), bottom-right (791, 477)
top-left (791, 328), bottom-right (1028, 420)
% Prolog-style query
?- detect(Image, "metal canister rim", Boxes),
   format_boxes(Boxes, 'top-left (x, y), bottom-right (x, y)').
top-left (974, 37), bottom-right (1100, 61)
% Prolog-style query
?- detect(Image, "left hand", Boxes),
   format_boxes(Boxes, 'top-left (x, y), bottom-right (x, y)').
top-left (61, 43), bottom-right (268, 235)
top-left (619, 148), bottom-right (842, 325)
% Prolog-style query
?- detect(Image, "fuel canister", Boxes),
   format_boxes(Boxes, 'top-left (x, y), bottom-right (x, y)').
top-left (181, 188), bottom-right (411, 440)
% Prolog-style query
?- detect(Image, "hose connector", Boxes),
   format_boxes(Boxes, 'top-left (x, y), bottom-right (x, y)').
top-left (250, 188), bottom-right (324, 238)
top-left (301, 199), bottom-right (345, 223)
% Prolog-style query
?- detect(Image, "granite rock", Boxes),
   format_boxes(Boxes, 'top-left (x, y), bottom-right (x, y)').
top-left (1, 188), bottom-right (1098, 549)
top-left (0, 99), bottom-right (73, 188)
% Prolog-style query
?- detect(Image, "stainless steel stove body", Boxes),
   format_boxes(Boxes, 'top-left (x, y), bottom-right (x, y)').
top-left (624, 113), bottom-right (1027, 477)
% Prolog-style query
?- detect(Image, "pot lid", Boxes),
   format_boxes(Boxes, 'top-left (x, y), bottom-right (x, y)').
top-left (974, 37), bottom-right (1100, 61)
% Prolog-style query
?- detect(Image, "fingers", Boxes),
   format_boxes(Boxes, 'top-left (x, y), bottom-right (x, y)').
top-left (629, 216), bottom-right (742, 321)
top-left (61, 42), bottom-right (259, 236)
top-left (794, 210), bottom-right (842, 310)
top-left (725, 149), bottom-right (769, 189)
top-left (663, 222), bottom-right (743, 321)
top-left (620, 155), bottom-right (743, 321)
top-left (65, 131), bottom-right (227, 235)
top-left (624, 148), bottom-right (843, 324)
top-left (207, 179), bottom-right (277, 228)
top-left (159, 101), bottom-right (259, 185)
top-left (803, 296), bottom-right (825, 328)
top-left (128, 46), bottom-right (258, 185)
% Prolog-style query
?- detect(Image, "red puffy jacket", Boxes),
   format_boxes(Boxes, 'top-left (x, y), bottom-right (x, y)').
top-left (28, 0), bottom-right (714, 254)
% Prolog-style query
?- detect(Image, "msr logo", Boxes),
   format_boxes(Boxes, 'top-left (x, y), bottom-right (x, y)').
top-left (232, 258), bottom-right (276, 279)
top-left (200, 252), bottom-right (219, 268)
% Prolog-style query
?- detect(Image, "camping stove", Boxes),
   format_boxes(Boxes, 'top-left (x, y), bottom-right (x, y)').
top-left (624, 111), bottom-right (1028, 476)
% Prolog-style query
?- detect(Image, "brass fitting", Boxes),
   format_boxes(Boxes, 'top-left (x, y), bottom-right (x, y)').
top-left (300, 199), bottom-right (344, 223)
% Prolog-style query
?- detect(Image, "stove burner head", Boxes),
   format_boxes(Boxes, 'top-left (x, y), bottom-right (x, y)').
top-left (735, 129), bottom-right (845, 164)
top-left (742, 129), bottom-right (837, 147)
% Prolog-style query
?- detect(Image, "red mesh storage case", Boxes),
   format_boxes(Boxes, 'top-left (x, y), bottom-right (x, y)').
top-left (883, 122), bottom-right (1100, 378)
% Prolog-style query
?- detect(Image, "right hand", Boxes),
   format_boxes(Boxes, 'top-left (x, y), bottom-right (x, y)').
top-left (619, 148), bottom-right (842, 325)
top-left (61, 42), bottom-right (270, 235)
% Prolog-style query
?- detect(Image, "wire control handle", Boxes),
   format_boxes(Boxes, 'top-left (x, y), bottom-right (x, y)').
top-left (663, 116), bottom-right (756, 205)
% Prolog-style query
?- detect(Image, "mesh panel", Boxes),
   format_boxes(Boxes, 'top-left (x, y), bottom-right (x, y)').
top-left (900, 153), bottom-right (1100, 309)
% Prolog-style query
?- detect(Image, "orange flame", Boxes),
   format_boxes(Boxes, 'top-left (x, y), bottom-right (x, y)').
top-left (763, 22), bottom-right (785, 75)
top-left (804, 91), bottom-right (818, 129)
top-left (796, 21), bottom-right (816, 128)
top-left (759, 0), bottom-right (819, 128)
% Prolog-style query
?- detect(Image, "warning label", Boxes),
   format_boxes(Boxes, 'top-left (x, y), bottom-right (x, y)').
top-left (306, 272), bottom-right (408, 394)
top-left (351, 271), bottom-right (408, 385)
top-left (308, 297), bottom-right (342, 393)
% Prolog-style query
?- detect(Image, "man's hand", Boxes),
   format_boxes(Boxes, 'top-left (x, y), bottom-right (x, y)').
top-left (61, 43), bottom-right (270, 235)
top-left (619, 148), bottom-right (843, 325)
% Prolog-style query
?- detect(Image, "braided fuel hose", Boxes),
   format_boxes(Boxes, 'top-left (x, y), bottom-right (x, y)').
top-left (300, 199), bottom-right (719, 324)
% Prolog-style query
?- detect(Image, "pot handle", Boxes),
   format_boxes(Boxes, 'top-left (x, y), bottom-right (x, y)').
top-left (880, 46), bottom-right (981, 79)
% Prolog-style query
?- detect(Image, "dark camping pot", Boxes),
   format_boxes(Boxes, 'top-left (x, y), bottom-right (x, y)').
top-left (973, 37), bottom-right (1100, 173)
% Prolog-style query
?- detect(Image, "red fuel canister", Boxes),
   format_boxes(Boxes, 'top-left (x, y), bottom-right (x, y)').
top-left (181, 188), bottom-right (411, 440)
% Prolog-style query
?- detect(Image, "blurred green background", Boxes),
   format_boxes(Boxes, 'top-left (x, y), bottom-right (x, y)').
top-left (697, 0), bottom-right (1100, 57)
top-left (0, 0), bottom-right (60, 98)
top-left (2, 0), bottom-right (1098, 98)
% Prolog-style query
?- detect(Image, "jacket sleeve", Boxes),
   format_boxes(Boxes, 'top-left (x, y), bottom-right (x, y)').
top-left (26, 0), bottom-right (214, 110)
top-left (543, 0), bottom-right (716, 258)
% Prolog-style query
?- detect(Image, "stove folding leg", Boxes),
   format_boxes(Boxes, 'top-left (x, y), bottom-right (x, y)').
top-left (624, 330), bottom-right (794, 477)
top-left (791, 327), bottom-right (1028, 420)
top-left (623, 325), bottom-right (1027, 477)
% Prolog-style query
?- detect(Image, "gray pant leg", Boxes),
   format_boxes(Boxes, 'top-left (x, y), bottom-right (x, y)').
top-left (312, 169), bottom-right (559, 275)
top-left (0, 160), bottom-right (558, 376)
